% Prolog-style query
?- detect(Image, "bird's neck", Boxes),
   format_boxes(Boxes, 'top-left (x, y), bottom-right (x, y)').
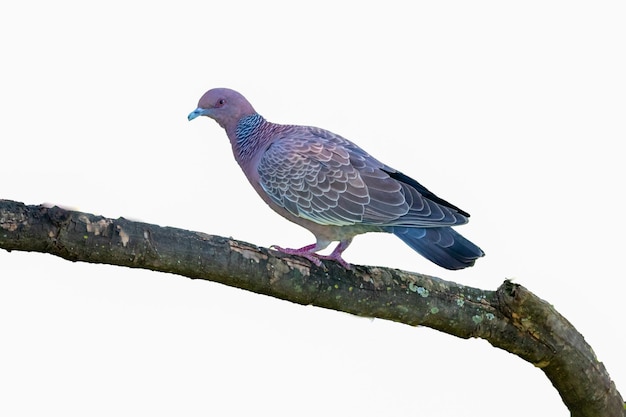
top-left (235, 113), bottom-right (265, 142)
top-left (230, 113), bottom-right (271, 165)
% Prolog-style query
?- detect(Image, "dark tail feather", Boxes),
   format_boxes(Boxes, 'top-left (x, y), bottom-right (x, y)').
top-left (389, 226), bottom-right (484, 270)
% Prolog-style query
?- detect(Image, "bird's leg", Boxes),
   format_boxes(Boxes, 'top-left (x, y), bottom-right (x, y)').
top-left (270, 238), bottom-right (352, 269)
top-left (270, 243), bottom-right (327, 267)
top-left (315, 239), bottom-right (353, 269)
top-left (271, 239), bottom-right (353, 269)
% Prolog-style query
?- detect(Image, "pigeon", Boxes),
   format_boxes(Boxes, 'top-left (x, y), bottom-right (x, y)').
top-left (188, 88), bottom-right (484, 270)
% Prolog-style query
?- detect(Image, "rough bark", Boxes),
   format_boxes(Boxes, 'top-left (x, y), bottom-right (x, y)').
top-left (1, 199), bottom-right (624, 417)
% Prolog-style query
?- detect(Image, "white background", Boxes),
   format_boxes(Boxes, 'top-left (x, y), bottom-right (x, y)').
top-left (1, 1), bottom-right (624, 416)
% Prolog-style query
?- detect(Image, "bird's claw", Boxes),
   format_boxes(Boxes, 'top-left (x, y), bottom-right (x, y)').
top-left (315, 253), bottom-right (352, 269)
top-left (270, 245), bottom-right (323, 267)
top-left (270, 244), bottom-right (351, 269)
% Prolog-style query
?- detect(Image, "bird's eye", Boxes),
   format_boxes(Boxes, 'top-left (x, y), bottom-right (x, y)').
top-left (217, 99), bottom-right (225, 107)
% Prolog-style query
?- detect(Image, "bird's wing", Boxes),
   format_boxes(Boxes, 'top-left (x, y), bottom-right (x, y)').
top-left (258, 126), bottom-right (467, 227)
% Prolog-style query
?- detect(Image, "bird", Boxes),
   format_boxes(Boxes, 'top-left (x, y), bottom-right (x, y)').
top-left (188, 88), bottom-right (484, 270)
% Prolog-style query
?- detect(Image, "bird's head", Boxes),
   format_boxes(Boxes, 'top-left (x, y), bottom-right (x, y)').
top-left (188, 88), bottom-right (257, 133)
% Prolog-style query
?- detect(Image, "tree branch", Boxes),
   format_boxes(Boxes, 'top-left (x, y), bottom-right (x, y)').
top-left (1, 199), bottom-right (623, 417)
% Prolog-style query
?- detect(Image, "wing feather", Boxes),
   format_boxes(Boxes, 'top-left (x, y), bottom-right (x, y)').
top-left (257, 126), bottom-right (469, 228)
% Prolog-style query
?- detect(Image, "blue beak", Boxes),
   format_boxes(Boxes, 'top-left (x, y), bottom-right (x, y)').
top-left (188, 107), bottom-right (210, 121)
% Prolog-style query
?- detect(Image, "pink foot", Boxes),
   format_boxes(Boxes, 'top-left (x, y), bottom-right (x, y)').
top-left (271, 244), bottom-right (324, 267)
top-left (270, 240), bottom-right (352, 269)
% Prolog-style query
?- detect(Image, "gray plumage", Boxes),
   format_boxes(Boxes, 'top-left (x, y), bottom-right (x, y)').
top-left (188, 88), bottom-right (484, 269)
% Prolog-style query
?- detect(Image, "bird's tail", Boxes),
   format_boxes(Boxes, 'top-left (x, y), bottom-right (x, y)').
top-left (389, 226), bottom-right (484, 270)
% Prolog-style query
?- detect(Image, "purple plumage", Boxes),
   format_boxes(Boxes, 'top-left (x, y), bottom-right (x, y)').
top-left (188, 88), bottom-right (484, 269)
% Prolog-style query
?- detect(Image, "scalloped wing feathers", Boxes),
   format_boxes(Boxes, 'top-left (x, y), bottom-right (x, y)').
top-left (257, 126), bottom-right (468, 228)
